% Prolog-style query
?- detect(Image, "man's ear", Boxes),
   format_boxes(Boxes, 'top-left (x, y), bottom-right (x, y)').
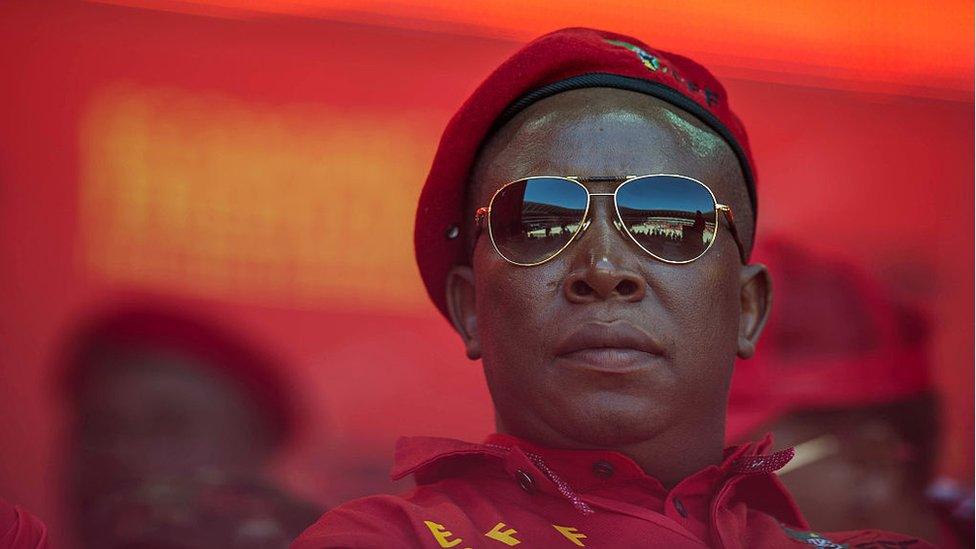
top-left (445, 265), bottom-right (481, 360)
top-left (737, 263), bottom-right (772, 359)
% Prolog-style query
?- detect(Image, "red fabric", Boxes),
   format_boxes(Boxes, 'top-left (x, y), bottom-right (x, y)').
top-left (414, 27), bottom-right (757, 321)
top-left (292, 434), bottom-right (931, 548)
top-left (0, 500), bottom-right (49, 549)
top-left (726, 236), bottom-right (932, 442)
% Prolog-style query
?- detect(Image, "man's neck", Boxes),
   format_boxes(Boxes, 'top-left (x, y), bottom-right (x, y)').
top-left (610, 425), bottom-right (726, 488)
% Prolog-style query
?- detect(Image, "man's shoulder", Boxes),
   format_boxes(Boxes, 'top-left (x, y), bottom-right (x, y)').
top-left (291, 493), bottom-right (417, 549)
top-left (784, 526), bottom-right (936, 549)
top-left (291, 436), bottom-right (524, 548)
top-left (291, 484), bottom-right (483, 549)
top-left (812, 530), bottom-right (935, 549)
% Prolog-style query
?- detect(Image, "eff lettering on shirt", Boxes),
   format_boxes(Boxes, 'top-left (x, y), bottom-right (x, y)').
top-left (424, 520), bottom-right (587, 547)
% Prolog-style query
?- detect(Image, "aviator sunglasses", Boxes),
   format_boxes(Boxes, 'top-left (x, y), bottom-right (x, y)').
top-left (474, 174), bottom-right (746, 266)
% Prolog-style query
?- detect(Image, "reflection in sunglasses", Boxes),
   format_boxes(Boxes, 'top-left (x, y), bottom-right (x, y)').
top-left (626, 217), bottom-right (717, 245)
top-left (518, 202), bottom-right (584, 241)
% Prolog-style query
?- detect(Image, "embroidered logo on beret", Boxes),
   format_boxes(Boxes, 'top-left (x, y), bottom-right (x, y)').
top-left (603, 39), bottom-right (720, 108)
top-left (605, 39), bottom-right (661, 71)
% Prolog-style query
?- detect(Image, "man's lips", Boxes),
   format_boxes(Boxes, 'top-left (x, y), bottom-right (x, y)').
top-left (553, 322), bottom-right (665, 373)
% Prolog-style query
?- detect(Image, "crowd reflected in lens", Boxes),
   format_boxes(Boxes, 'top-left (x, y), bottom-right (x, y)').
top-left (490, 178), bottom-right (588, 265)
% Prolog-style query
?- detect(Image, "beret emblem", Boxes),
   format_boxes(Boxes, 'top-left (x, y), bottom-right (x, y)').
top-left (603, 39), bottom-right (720, 107)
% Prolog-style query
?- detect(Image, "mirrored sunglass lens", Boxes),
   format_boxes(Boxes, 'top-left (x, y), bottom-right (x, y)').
top-left (616, 176), bottom-right (718, 262)
top-left (489, 178), bottom-right (588, 264)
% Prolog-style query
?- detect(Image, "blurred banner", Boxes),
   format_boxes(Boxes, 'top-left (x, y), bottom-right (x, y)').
top-left (0, 1), bottom-right (972, 546)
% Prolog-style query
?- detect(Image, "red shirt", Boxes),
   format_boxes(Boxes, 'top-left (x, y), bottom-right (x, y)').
top-left (0, 500), bottom-right (49, 549)
top-left (293, 434), bottom-right (932, 548)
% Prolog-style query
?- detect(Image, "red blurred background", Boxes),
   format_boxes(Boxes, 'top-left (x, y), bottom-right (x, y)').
top-left (0, 0), bottom-right (972, 544)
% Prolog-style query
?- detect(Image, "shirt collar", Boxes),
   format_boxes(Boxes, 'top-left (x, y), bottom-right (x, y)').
top-left (392, 433), bottom-right (803, 530)
top-left (392, 432), bottom-right (794, 489)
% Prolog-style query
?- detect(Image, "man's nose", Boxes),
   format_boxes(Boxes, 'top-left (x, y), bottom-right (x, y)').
top-left (562, 198), bottom-right (647, 304)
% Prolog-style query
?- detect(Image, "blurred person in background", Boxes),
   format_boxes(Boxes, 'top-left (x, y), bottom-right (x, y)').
top-left (727, 236), bottom-right (970, 547)
top-left (294, 28), bottom-right (932, 548)
top-left (62, 306), bottom-right (319, 548)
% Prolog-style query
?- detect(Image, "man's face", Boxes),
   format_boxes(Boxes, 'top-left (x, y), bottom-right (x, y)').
top-left (73, 349), bottom-right (272, 491)
top-left (449, 88), bottom-right (764, 448)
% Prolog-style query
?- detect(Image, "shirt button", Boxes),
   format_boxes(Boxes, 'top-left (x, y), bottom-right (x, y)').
top-left (673, 496), bottom-right (689, 518)
top-left (592, 460), bottom-right (615, 478)
top-left (516, 469), bottom-right (535, 493)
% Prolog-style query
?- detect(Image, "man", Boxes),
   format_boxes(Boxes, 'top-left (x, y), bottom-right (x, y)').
top-left (727, 236), bottom-right (942, 542)
top-left (294, 28), bottom-right (931, 548)
top-left (64, 305), bottom-right (319, 548)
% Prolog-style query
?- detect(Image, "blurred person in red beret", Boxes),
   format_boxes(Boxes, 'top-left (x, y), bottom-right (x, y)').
top-left (727, 236), bottom-right (966, 547)
top-left (63, 305), bottom-right (319, 548)
top-left (295, 28), bottom-right (932, 548)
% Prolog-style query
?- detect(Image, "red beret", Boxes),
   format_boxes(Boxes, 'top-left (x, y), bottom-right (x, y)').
top-left (726, 236), bottom-right (932, 442)
top-left (61, 305), bottom-right (298, 447)
top-left (415, 27), bottom-right (758, 320)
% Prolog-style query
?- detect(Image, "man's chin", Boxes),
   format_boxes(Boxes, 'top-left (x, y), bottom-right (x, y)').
top-left (549, 402), bottom-right (671, 449)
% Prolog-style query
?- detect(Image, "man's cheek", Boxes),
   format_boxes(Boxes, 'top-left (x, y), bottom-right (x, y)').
top-left (687, 264), bottom-right (739, 319)
top-left (668, 274), bottom-right (738, 362)
top-left (475, 278), bottom-right (525, 347)
top-left (479, 268), bottom-right (542, 316)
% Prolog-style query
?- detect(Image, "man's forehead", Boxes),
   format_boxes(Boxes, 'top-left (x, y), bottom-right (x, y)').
top-left (472, 88), bottom-right (738, 195)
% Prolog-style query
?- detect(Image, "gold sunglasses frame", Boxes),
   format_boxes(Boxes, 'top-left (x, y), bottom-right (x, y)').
top-left (474, 174), bottom-right (747, 267)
